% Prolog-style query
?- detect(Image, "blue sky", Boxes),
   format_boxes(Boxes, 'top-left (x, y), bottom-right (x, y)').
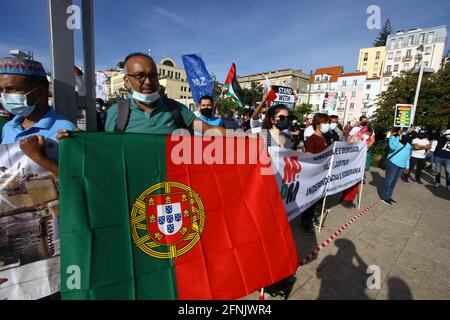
top-left (0, 0), bottom-right (449, 81)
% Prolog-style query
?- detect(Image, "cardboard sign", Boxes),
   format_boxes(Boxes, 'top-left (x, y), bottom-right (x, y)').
top-left (394, 104), bottom-right (413, 128)
top-left (271, 86), bottom-right (295, 110)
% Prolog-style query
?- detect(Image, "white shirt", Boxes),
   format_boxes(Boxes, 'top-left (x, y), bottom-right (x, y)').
top-left (250, 118), bottom-right (263, 133)
top-left (304, 125), bottom-right (315, 140)
top-left (430, 140), bottom-right (438, 152)
top-left (411, 138), bottom-right (430, 159)
top-left (349, 126), bottom-right (361, 136)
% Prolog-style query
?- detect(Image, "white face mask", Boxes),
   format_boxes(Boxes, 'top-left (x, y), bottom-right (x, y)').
top-left (129, 82), bottom-right (160, 105)
top-left (1, 88), bottom-right (39, 117)
top-left (320, 123), bottom-right (330, 134)
top-left (329, 123), bottom-right (338, 131)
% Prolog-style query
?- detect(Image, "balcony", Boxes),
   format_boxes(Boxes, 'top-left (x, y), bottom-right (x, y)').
top-left (402, 56), bottom-right (413, 62)
top-left (394, 57), bottom-right (401, 62)
top-left (383, 71), bottom-right (392, 77)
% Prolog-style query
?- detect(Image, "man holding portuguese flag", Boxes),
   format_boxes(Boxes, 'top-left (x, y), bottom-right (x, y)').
top-left (59, 55), bottom-right (299, 300)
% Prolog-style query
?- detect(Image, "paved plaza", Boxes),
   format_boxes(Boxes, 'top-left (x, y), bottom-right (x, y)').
top-left (244, 167), bottom-right (450, 300)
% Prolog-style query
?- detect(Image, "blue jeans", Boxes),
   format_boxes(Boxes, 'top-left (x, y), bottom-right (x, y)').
top-left (382, 160), bottom-right (404, 200)
top-left (435, 157), bottom-right (450, 187)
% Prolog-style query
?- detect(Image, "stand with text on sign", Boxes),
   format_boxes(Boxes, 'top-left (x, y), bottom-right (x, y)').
top-left (270, 86), bottom-right (295, 110)
top-left (394, 104), bottom-right (413, 128)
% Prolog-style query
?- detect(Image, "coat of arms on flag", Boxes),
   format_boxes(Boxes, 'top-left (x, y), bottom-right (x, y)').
top-left (130, 181), bottom-right (206, 260)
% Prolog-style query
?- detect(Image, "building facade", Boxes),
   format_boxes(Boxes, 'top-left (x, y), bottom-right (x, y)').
top-left (380, 25), bottom-right (448, 92)
top-left (335, 72), bottom-right (367, 125)
top-left (357, 46), bottom-right (385, 78)
top-left (108, 57), bottom-right (193, 100)
top-left (238, 69), bottom-right (310, 96)
top-left (362, 77), bottom-right (381, 119)
top-left (299, 66), bottom-right (343, 114)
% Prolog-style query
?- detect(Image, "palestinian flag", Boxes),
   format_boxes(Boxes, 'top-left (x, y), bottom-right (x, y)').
top-left (224, 63), bottom-right (247, 108)
top-left (59, 132), bottom-right (298, 300)
top-left (264, 77), bottom-right (277, 107)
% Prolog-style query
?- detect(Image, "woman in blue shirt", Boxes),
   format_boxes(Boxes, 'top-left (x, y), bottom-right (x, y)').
top-left (381, 127), bottom-right (413, 205)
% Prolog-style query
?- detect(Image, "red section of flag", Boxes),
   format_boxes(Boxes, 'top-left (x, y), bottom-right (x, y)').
top-left (267, 87), bottom-right (277, 106)
top-left (166, 136), bottom-right (298, 300)
top-left (224, 63), bottom-right (236, 85)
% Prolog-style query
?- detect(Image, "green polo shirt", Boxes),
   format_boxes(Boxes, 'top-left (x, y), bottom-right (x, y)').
top-left (105, 98), bottom-right (196, 134)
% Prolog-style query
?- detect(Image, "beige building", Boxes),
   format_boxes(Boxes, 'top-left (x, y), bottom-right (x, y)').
top-left (357, 46), bottom-right (385, 78)
top-left (109, 57), bottom-right (193, 100)
top-left (237, 69), bottom-right (310, 95)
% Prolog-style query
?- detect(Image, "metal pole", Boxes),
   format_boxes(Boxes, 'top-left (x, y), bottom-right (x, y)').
top-left (48, 0), bottom-right (77, 123)
top-left (82, 0), bottom-right (97, 131)
top-left (411, 62), bottom-right (424, 126)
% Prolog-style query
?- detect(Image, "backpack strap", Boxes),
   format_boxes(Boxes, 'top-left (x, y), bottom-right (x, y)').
top-left (115, 98), bottom-right (131, 132)
top-left (164, 98), bottom-right (189, 131)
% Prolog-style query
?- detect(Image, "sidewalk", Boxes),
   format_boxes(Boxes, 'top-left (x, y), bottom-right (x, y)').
top-left (244, 167), bottom-right (450, 300)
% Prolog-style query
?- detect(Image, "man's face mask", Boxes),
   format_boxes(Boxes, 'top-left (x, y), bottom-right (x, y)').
top-left (0, 87), bottom-right (39, 117)
top-left (200, 108), bottom-right (213, 118)
top-left (128, 80), bottom-right (160, 105)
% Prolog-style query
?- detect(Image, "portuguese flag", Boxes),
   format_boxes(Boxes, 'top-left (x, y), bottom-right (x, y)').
top-left (59, 132), bottom-right (298, 300)
top-left (224, 63), bottom-right (247, 108)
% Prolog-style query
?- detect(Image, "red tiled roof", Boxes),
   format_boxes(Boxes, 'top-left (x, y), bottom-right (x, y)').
top-left (312, 66), bottom-right (343, 83)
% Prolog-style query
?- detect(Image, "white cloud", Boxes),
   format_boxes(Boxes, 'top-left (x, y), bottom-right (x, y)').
top-left (153, 6), bottom-right (191, 27)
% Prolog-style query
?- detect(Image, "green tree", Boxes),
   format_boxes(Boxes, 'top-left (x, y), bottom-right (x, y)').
top-left (241, 81), bottom-right (263, 107)
top-left (371, 64), bottom-right (450, 133)
top-left (292, 103), bottom-right (313, 123)
top-left (373, 19), bottom-right (392, 47)
top-left (117, 61), bottom-right (125, 69)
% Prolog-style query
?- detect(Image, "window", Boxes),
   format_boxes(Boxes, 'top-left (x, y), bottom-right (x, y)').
top-left (318, 84), bottom-right (321, 90)
top-left (315, 76), bottom-right (321, 82)
top-left (353, 80), bottom-right (358, 86)
top-left (342, 80), bottom-right (347, 87)
top-left (395, 51), bottom-right (401, 61)
top-left (362, 63), bottom-right (367, 72)
top-left (403, 63), bottom-right (409, 71)
top-left (425, 46), bottom-right (432, 55)
top-left (406, 49), bottom-right (412, 58)
top-left (363, 53), bottom-right (368, 62)
top-left (389, 40), bottom-right (395, 49)
top-left (350, 102), bottom-right (355, 109)
top-left (374, 62), bottom-right (379, 72)
top-left (397, 38), bottom-right (403, 48)
top-left (419, 33), bottom-right (425, 44)
top-left (408, 36), bottom-right (414, 46)
top-left (427, 32), bottom-right (435, 44)
top-left (323, 75), bottom-right (329, 81)
top-left (341, 92), bottom-right (345, 98)
top-left (393, 64), bottom-right (399, 72)
top-left (375, 51), bottom-right (380, 60)
top-left (351, 91), bottom-right (356, 98)
top-left (366, 84), bottom-right (371, 90)
top-left (384, 78), bottom-right (390, 85)
top-left (388, 52), bottom-right (393, 60)
top-left (386, 65), bottom-right (392, 73)
top-left (365, 94), bottom-right (370, 100)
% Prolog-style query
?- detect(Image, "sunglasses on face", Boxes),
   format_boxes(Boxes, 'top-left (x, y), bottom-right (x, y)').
top-left (275, 115), bottom-right (287, 121)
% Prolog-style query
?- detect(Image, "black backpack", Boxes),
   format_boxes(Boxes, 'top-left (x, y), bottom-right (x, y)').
top-left (115, 98), bottom-right (189, 132)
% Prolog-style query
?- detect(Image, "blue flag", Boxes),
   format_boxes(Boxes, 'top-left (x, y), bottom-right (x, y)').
top-left (182, 54), bottom-right (214, 103)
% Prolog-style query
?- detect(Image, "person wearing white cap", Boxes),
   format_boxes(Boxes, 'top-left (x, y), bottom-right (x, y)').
top-left (434, 129), bottom-right (450, 190)
top-left (0, 57), bottom-right (77, 175)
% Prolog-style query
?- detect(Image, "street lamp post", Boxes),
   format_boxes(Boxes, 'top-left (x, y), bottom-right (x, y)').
top-left (411, 57), bottom-right (424, 126)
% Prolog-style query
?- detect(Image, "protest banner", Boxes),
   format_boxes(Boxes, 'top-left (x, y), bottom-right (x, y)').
top-left (271, 141), bottom-right (367, 221)
top-left (270, 86), bottom-right (295, 110)
top-left (394, 104), bottom-right (413, 128)
top-left (0, 144), bottom-right (60, 300)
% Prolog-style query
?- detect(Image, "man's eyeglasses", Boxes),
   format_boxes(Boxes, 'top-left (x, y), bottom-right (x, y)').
top-left (126, 72), bottom-right (159, 81)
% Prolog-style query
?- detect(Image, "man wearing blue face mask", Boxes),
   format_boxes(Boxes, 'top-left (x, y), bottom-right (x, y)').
top-left (324, 114), bottom-right (342, 145)
top-left (0, 57), bottom-right (77, 175)
top-left (105, 53), bottom-right (225, 136)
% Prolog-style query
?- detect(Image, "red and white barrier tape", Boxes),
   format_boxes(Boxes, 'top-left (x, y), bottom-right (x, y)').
top-left (299, 200), bottom-right (381, 266)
